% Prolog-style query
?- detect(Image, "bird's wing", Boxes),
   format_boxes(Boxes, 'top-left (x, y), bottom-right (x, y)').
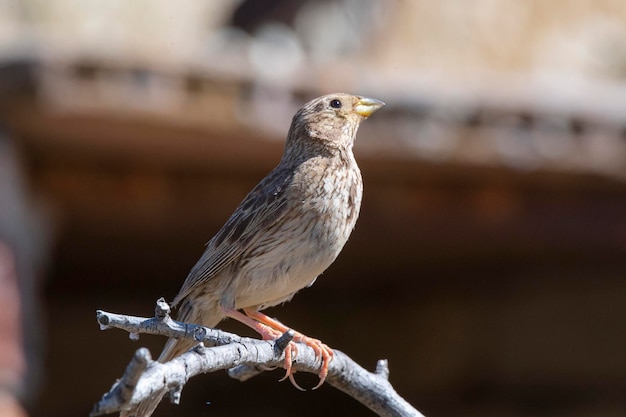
top-left (172, 166), bottom-right (294, 305)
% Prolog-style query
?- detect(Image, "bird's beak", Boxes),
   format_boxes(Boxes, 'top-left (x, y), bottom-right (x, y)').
top-left (354, 97), bottom-right (385, 118)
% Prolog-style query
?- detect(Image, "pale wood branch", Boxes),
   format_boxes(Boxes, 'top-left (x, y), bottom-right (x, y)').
top-left (92, 298), bottom-right (425, 417)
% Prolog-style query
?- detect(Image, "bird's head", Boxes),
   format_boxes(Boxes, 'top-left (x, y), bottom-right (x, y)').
top-left (285, 93), bottom-right (385, 160)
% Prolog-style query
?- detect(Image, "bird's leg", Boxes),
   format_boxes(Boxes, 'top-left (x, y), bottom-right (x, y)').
top-left (221, 308), bottom-right (302, 389)
top-left (243, 309), bottom-right (333, 390)
top-left (221, 308), bottom-right (281, 339)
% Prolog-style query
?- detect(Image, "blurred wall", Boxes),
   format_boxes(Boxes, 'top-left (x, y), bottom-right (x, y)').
top-left (0, 1), bottom-right (625, 417)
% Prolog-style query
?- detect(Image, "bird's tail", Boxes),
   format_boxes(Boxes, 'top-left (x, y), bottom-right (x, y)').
top-left (119, 297), bottom-right (223, 417)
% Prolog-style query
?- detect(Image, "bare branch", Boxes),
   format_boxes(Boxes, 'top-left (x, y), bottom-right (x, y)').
top-left (93, 299), bottom-right (425, 417)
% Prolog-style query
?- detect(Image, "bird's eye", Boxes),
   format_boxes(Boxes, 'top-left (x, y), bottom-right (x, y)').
top-left (330, 99), bottom-right (342, 109)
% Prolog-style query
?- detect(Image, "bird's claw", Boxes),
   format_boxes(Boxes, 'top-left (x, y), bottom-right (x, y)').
top-left (302, 337), bottom-right (332, 390)
top-left (277, 342), bottom-right (306, 391)
top-left (278, 335), bottom-right (333, 390)
top-left (227, 309), bottom-right (334, 390)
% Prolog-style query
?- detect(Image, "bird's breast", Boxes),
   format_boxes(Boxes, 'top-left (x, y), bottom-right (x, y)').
top-left (293, 154), bottom-right (362, 252)
top-left (232, 154), bottom-right (362, 310)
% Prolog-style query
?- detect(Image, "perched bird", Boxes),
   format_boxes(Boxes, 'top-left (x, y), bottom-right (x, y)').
top-left (123, 93), bottom-right (384, 417)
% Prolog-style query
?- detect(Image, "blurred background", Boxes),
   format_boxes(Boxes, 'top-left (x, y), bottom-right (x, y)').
top-left (1, 1), bottom-right (625, 416)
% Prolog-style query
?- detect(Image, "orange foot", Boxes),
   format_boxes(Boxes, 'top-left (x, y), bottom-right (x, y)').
top-left (223, 308), bottom-right (333, 390)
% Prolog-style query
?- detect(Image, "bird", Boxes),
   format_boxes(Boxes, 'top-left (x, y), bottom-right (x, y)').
top-left (122, 93), bottom-right (384, 417)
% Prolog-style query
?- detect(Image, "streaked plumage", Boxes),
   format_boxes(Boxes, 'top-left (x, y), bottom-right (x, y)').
top-left (123, 93), bottom-right (384, 417)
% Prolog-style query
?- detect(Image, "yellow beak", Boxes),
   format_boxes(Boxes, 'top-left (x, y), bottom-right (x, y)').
top-left (354, 97), bottom-right (385, 118)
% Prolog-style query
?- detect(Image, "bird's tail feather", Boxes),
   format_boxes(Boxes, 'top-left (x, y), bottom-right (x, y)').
top-left (119, 297), bottom-right (223, 417)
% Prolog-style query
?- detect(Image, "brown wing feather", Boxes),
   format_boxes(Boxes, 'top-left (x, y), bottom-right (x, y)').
top-left (172, 166), bottom-right (294, 306)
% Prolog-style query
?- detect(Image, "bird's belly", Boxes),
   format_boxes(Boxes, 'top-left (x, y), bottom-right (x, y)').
top-left (231, 162), bottom-right (362, 311)
top-left (232, 213), bottom-right (351, 310)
